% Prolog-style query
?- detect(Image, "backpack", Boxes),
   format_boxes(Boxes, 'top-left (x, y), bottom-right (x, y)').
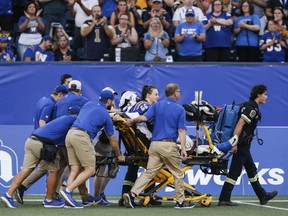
top-left (210, 101), bottom-right (241, 144)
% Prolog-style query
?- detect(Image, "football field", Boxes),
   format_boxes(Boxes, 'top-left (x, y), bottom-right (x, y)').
top-left (1, 195), bottom-right (287, 216)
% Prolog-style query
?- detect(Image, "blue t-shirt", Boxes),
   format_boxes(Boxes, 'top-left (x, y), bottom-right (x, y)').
top-left (203, 12), bottom-right (232, 48)
top-left (234, 14), bottom-right (260, 47)
top-left (54, 92), bottom-right (89, 118)
top-left (102, 0), bottom-right (117, 18)
top-left (33, 115), bottom-right (77, 146)
top-left (72, 101), bottom-right (114, 140)
top-left (23, 44), bottom-right (55, 61)
top-left (0, 49), bottom-right (14, 61)
top-left (0, 0), bottom-right (13, 14)
top-left (144, 97), bottom-right (186, 141)
top-left (175, 21), bottom-right (206, 56)
top-left (18, 16), bottom-right (44, 34)
top-left (34, 95), bottom-right (56, 129)
top-left (259, 32), bottom-right (286, 62)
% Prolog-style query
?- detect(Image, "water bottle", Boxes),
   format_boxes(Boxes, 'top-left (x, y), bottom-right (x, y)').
top-left (115, 48), bottom-right (121, 62)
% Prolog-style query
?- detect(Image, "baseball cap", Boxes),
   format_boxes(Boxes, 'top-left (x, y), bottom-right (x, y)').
top-left (53, 85), bottom-right (68, 94)
top-left (0, 37), bottom-right (8, 42)
top-left (153, 0), bottom-right (162, 2)
top-left (99, 90), bottom-right (115, 100)
top-left (185, 8), bottom-right (195, 16)
top-left (68, 106), bottom-right (81, 115)
top-left (102, 87), bottom-right (118, 95)
top-left (68, 80), bottom-right (82, 90)
top-left (41, 35), bottom-right (52, 42)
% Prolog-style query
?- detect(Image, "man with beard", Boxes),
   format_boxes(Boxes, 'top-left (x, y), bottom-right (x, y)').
top-left (54, 35), bottom-right (77, 61)
top-left (60, 90), bottom-right (125, 208)
top-left (23, 35), bottom-right (55, 62)
top-left (81, 5), bottom-right (114, 61)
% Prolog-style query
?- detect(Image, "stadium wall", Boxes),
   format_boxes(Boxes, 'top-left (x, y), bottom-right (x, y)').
top-left (0, 63), bottom-right (287, 196)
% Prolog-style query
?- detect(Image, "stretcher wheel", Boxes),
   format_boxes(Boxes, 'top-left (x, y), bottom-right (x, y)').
top-left (138, 196), bottom-right (150, 207)
top-left (199, 195), bottom-right (212, 207)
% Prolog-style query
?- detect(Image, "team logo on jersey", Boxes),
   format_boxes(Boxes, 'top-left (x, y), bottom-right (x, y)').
top-left (0, 139), bottom-right (18, 188)
top-left (249, 110), bottom-right (256, 118)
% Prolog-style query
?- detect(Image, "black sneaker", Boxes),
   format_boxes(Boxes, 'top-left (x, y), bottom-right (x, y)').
top-left (123, 192), bottom-right (135, 208)
top-left (174, 201), bottom-right (195, 209)
top-left (14, 187), bottom-right (24, 204)
top-left (218, 201), bottom-right (239, 206)
top-left (260, 190), bottom-right (278, 205)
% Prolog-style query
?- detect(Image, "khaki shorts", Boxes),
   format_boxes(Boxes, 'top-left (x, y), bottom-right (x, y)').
top-left (65, 129), bottom-right (96, 167)
top-left (22, 138), bottom-right (59, 171)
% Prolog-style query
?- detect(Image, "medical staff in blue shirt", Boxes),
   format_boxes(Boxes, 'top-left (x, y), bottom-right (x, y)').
top-left (54, 80), bottom-right (89, 118)
top-left (123, 83), bottom-right (195, 209)
top-left (60, 90), bottom-right (124, 208)
top-left (0, 106), bottom-right (80, 209)
top-left (34, 85), bottom-right (68, 129)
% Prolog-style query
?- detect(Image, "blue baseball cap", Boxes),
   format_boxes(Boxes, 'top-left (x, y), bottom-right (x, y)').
top-left (0, 37), bottom-right (8, 42)
top-left (41, 35), bottom-right (52, 42)
top-left (185, 8), bottom-right (195, 16)
top-left (54, 85), bottom-right (68, 94)
top-left (99, 90), bottom-right (115, 100)
top-left (102, 87), bottom-right (118, 95)
top-left (68, 106), bottom-right (81, 115)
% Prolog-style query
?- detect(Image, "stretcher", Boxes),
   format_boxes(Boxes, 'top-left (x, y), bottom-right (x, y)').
top-left (110, 112), bottom-right (229, 207)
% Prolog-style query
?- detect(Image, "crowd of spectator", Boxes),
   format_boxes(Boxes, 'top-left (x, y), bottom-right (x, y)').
top-left (0, 0), bottom-right (288, 62)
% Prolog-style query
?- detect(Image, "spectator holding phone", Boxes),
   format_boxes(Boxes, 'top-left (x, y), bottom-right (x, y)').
top-left (18, 1), bottom-right (44, 61)
top-left (49, 23), bottom-right (70, 51)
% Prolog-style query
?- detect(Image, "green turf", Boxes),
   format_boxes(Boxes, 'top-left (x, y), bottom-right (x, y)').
top-left (1, 196), bottom-right (287, 216)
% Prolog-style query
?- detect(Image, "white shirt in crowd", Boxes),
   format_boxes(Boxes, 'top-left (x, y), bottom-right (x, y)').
top-left (74, 0), bottom-right (99, 27)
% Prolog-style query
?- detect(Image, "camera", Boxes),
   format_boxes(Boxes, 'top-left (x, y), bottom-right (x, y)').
top-left (246, 20), bottom-right (253, 25)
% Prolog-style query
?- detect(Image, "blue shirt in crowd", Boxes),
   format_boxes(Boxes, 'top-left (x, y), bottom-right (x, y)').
top-left (175, 21), bottom-right (206, 56)
top-left (18, 16), bottom-right (44, 34)
top-left (23, 44), bottom-right (55, 61)
top-left (204, 12), bottom-right (232, 48)
top-left (0, 0), bottom-right (13, 14)
top-left (234, 14), bottom-right (260, 47)
top-left (260, 31), bottom-right (286, 62)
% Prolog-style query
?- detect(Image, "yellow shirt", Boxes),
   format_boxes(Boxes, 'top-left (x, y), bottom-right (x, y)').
top-left (136, 0), bottom-right (147, 9)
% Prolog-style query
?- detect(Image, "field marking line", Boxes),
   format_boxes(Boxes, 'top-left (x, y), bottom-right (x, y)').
top-left (237, 201), bottom-right (288, 211)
